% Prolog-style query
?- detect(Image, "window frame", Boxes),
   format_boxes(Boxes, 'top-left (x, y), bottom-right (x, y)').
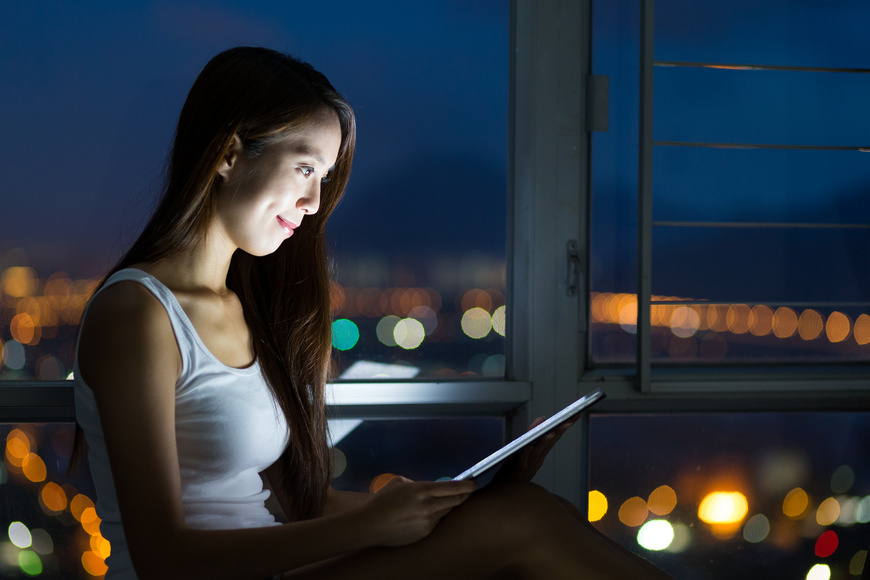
top-left (2, 0), bottom-right (870, 511)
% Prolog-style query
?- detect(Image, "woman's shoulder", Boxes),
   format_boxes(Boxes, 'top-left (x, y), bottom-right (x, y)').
top-left (86, 277), bottom-right (167, 326)
top-left (78, 276), bottom-right (181, 381)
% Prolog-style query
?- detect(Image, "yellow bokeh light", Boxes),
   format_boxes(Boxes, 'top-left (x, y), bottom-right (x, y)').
top-left (772, 307), bottom-right (799, 339)
top-left (618, 496), bottom-right (649, 527)
top-left (798, 309), bottom-right (824, 341)
top-left (698, 491), bottom-right (748, 525)
top-left (461, 307), bottom-right (492, 339)
top-left (40, 482), bottom-right (68, 513)
top-left (22, 453), bottom-right (47, 483)
top-left (783, 487), bottom-right (809, 519)
top-left (648, 485), bottom-right (677, 516)
top-left (89, 532), bottom-right (112, 559)
top-left (1, 267), bottom-right (38, 298)
top-left (816, 497), bottom-right (840, 526)
top-left (588, 490), bottom-right (608, 522)
top-left (825, 311), bottom-right (851, 343)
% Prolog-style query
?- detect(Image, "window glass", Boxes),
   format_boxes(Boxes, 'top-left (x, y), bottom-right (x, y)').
top-left (2, 418), bottom-right (504, 576)
top-left (590, 0), bottom-right (870, 365)
top-left (1, 423), bottom-right (101, 578)
top-left (589, 412), bottom-right (870, 579)
top-left (0, 1), bottom-right (509, 381)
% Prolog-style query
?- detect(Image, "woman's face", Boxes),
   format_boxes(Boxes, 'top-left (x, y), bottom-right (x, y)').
top-left (213, 110), bottom-right (342, 256)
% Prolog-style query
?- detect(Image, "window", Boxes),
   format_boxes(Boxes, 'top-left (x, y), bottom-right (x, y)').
top-left (3, 3), bottom-right (870, 580)
top-left (590, 0), bottom-right (870, 369)
top-left (0, 1), bottom-right (509, 381)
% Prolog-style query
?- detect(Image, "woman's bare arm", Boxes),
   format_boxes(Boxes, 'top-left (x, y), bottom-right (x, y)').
top-left (77, 282), bottom-right (475, 580)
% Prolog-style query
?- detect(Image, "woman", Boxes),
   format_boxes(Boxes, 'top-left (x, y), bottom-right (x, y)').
top-left (74, 46), bottom-right (672, 579)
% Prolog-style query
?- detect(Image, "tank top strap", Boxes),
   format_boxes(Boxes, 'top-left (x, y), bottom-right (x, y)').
top-left (96, 268), bottom-right (201, 375)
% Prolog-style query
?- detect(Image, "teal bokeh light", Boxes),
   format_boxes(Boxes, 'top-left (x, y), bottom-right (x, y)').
top-left (332, 319), bottom-right (360, 351)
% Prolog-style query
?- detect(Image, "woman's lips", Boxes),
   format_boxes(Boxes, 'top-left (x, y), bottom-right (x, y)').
top-left (277, 216), bottom-right (298, 236)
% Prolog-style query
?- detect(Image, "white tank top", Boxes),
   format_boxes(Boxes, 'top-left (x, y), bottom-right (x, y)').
top-left (74, 268), bottom-right (290, 579)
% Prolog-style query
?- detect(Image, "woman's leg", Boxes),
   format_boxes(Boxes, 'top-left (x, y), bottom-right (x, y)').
top-left (284, 482), bottom-right (673, 579)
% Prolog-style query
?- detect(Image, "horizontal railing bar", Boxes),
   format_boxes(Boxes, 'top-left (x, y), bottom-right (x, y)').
top-left (654, 61), bottom-right (870, 74)
top-left (647, 300), bottom-right (870, 308)
top-left (655, 141), bottom-right (870, 152)
top-left (653, 221), bottom-right (870, 229)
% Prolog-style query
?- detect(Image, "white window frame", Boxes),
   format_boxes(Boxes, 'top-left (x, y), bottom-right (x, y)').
top-left (3, 0), bottom-right (870, 511)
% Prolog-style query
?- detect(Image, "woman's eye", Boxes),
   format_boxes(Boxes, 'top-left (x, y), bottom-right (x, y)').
top-left (300, 166), bottom-right (314, 177)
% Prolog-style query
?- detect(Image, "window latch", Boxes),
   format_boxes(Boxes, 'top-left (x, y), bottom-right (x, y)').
top-left (566, 240), bottom-right (581, 296)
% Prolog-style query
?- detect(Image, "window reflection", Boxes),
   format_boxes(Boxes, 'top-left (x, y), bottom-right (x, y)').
top-left (589, 413), bottom-right (870, 579)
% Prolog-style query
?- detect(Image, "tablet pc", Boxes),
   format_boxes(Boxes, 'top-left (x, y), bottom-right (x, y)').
top-left (452, 388), bottom-right (605, 482)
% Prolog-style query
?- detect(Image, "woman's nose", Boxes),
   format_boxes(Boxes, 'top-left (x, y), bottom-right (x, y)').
top-left (298, 181), bottom-right (321, 215)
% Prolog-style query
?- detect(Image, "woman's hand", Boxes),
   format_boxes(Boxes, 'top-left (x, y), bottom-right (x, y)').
top-left (362, 476), bottom-right (477, 547)
top-left (494, 418), bottom-right (576, 483)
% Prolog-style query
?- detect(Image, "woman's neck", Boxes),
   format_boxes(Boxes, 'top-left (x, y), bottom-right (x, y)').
top-left (137, 230), bottom-right (238, 295)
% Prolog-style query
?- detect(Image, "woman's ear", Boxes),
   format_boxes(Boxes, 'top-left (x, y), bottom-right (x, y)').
top-left (216, 134), bottom-right (244, 181)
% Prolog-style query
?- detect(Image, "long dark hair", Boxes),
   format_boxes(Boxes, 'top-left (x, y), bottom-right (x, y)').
top-left (73, 47), bottom-right (355, 521)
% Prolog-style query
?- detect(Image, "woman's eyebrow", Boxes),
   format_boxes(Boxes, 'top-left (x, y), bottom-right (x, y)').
top-left (288, 142), bottom-right (327, 165)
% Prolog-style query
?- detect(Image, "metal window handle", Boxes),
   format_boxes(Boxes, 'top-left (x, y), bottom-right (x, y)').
top-left (567, 240), bottom-right (580, 296)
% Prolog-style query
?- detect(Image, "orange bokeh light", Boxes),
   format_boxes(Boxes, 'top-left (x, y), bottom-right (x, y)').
top-left (648, 485), bottom-right (678, 516)
top-left (71, 494), bottom-right (96, 521)
top-left (855, 314), bottom-right (870, 346)
top-left (726, 304), bottom-right (751, 334)
top-left (772, 307), bottom-right (798, 339)
top-left (10, 312), bottom-right (40, 345)
top-left (80, 507), bottom-right (102, 535)
top-left (89, 532), bottom-right (112, 559)
top-left (825, 311), bottom-right (851, 343)
top-left (370, 473), bottom-right (398, 494)
top-left (22, 453), bottom-right (47, 482)
top-left (748, 305), bottom-right (774, 337)
top-left (798, 309), bottom-right (824, 340)
top-left (41, 482), bottom-right (68, 513)
top-left (6, 429), bottom-right (32, 467)
top-left (81, 550), bottom-right (109, 576)
top-left (698, 491), bottom-right (748, 525)
top-left (618, 496), bottom-right (649, 527)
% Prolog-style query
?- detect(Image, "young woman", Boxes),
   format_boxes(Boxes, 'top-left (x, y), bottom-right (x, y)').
top-left (74, 46), bottom-right (673, 579)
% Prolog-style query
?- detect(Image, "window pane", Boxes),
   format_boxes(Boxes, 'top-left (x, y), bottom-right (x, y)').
top-left (589, 412), bottom-right (870, 579)
top-left (655, 0), bottom-right (870, 69)
top-left (590, 0), bottom-right (870, 366)
top-left (1, 423), bottom-right (101, 578)
top-left (654, 67), bottom-right (870, 147)
top-left (0, 1), bottom-right (509, 381)
top-left (653, 148), bottom-right (870, 225)
top-left (330, 417), bottom-right (504, 492)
